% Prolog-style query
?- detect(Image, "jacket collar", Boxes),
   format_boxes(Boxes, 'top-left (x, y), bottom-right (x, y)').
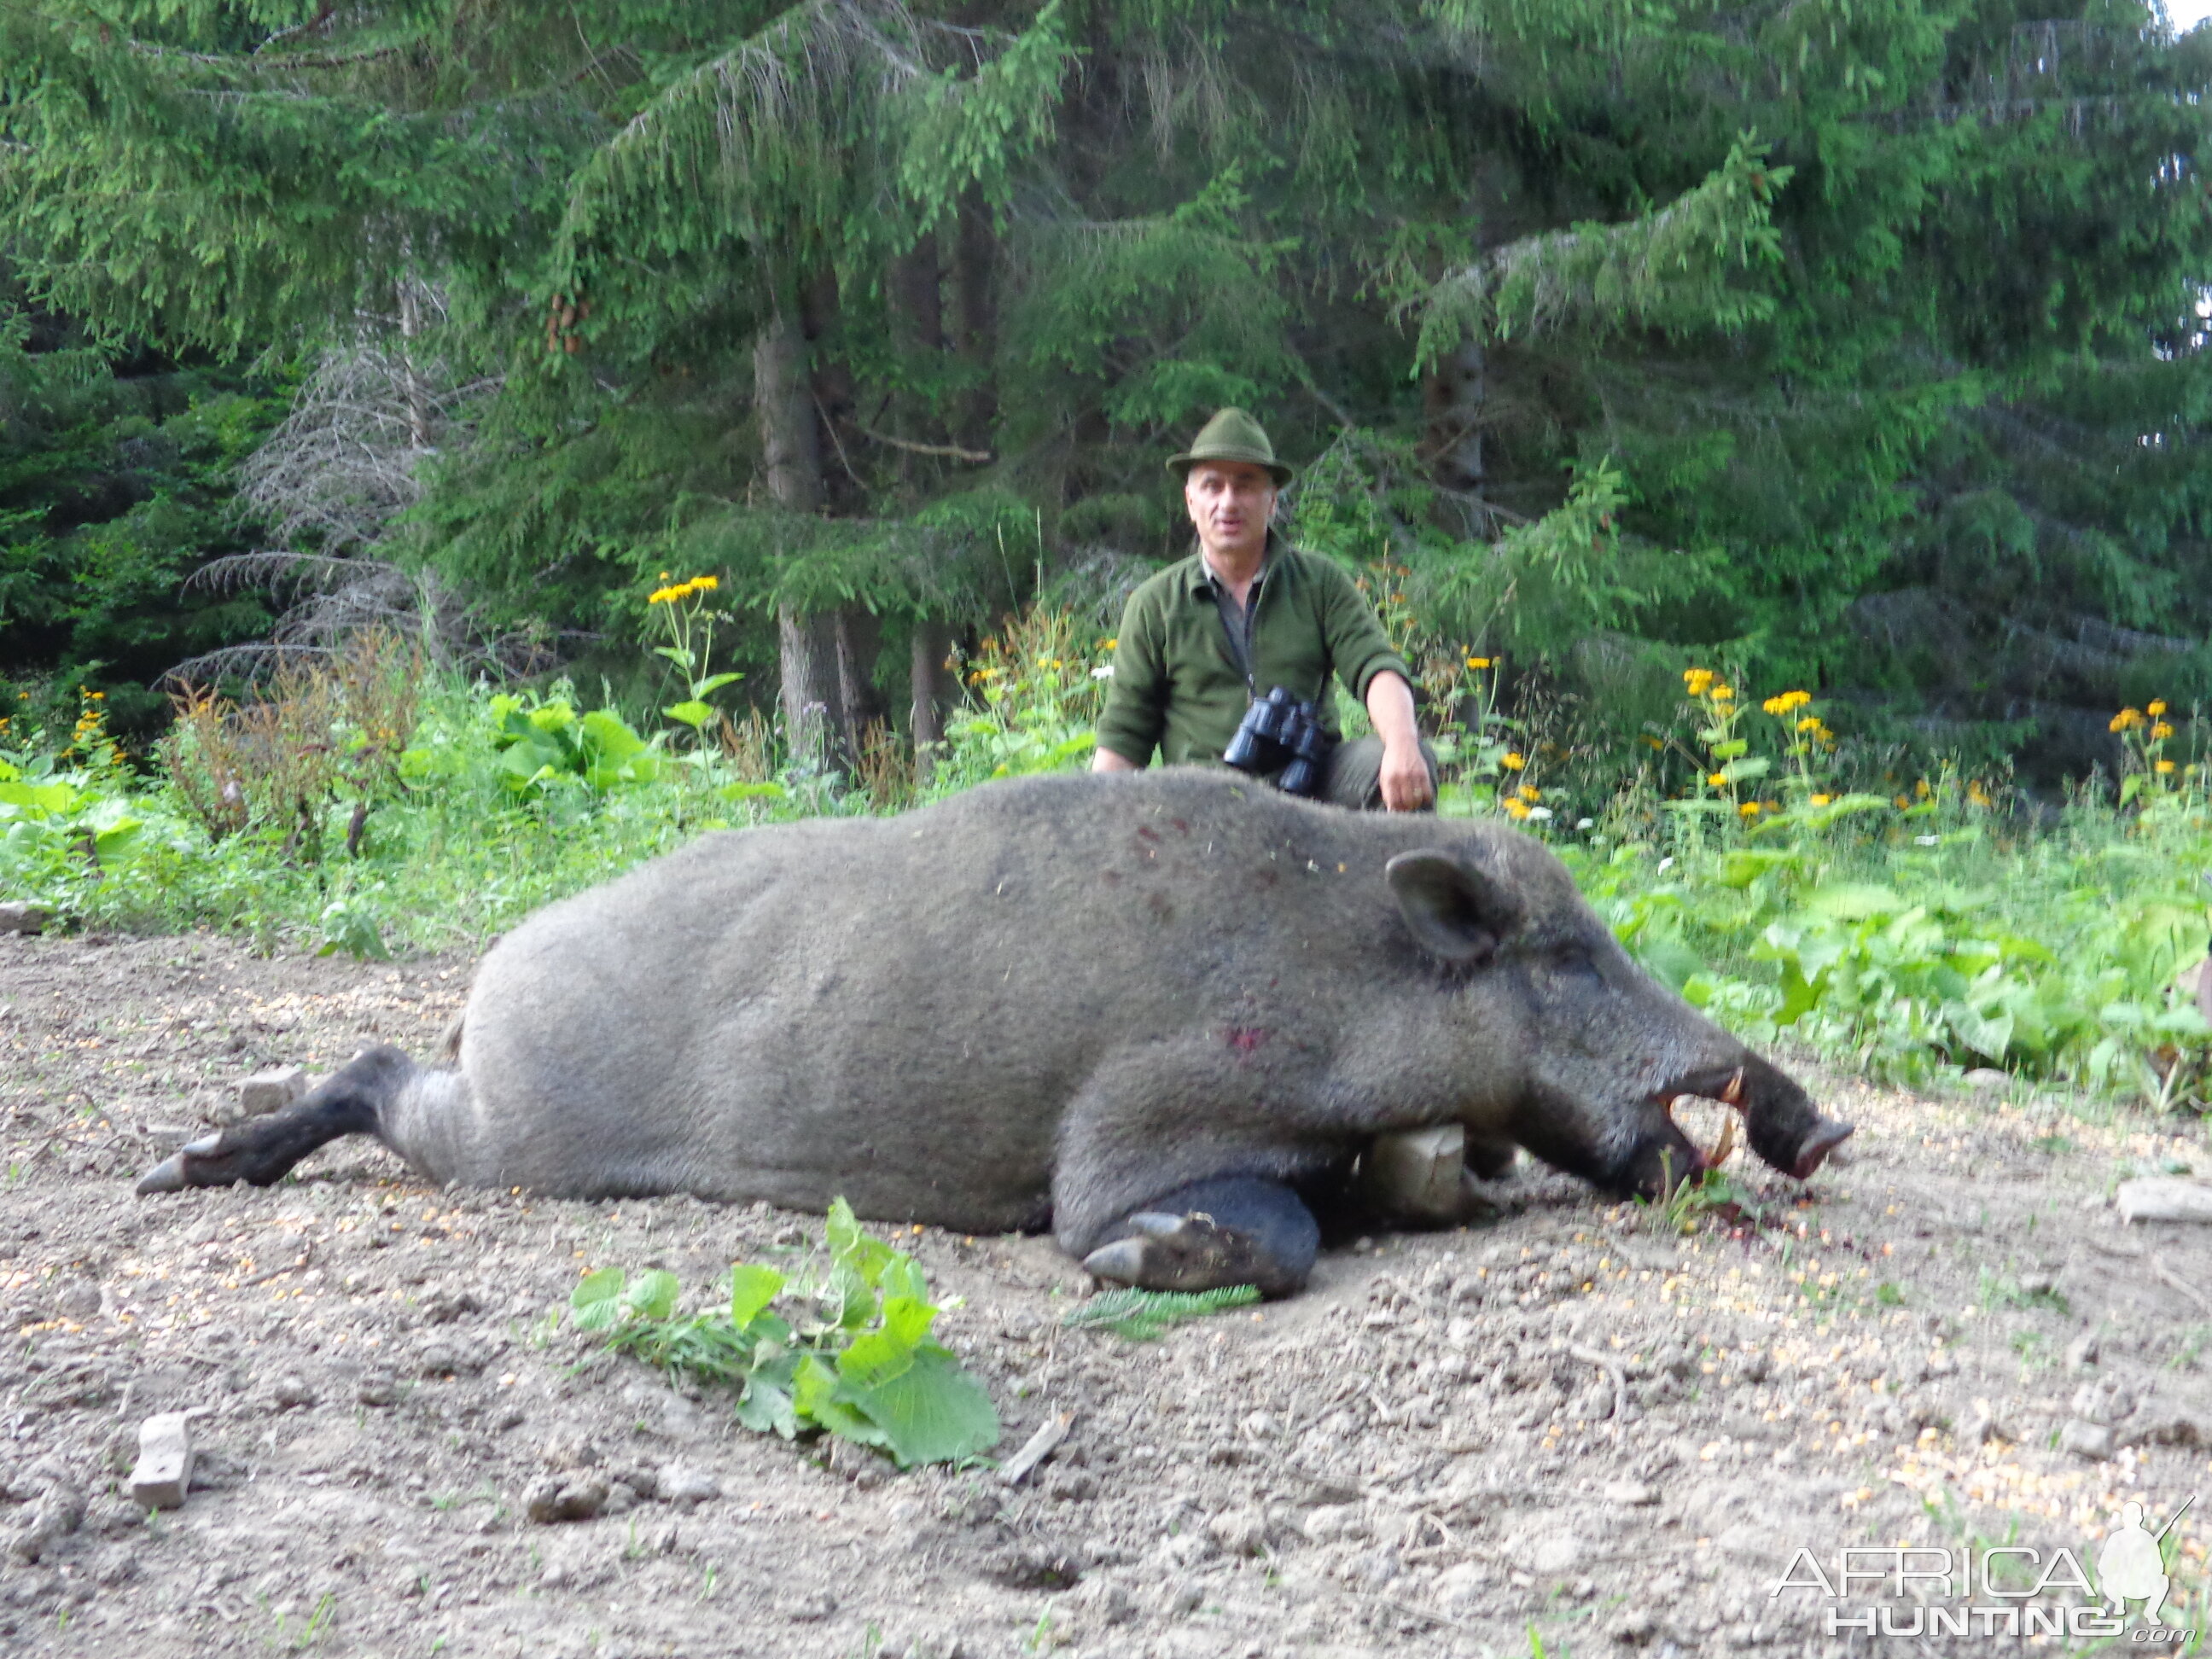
top-left (1183, 529), bottom-right (1283, 595)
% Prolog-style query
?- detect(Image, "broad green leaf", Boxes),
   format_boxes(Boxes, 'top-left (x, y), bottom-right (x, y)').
top-left (719, 781), bottom-right (788, 801)
top-left (1942, 1000), bottom-right (2014, 1062)
top-left (1636, 934), bottom-right (1704, 992)
top-left (92, 818), bottom-right (144, 862)
top-left (1776, 956), bottom-right (1825, 1027)
top-left (728, 1264), bottom-right (784, 1328)
top-left (570, 1267), bottom-right (625, 1330)
top-left (579, 708), bottom-right (646, 760)
top-left (736, 1371), bottom-right (800, 1439)
top-left (791, 1351), bottom-right (843, 1422)
top-left (622, 1269), bottom-right (681, 1322)
top-left (825, 1197), bottom-right (899, 1289)
top-left (0, 781), bottom-right (78, 814)
top-left (880, 1255), bottom-right (929, 1304)
top-left (836, 1297), bottom-right (940, 1390)
top-left (693, 672), bottom-right (743, 695)
top-left (663, 701), bottom-right (713, 729)
top-left (1807, 883), bottom-right (1906, 921)
top-left (841, 1347), bottom-right (998, 1468)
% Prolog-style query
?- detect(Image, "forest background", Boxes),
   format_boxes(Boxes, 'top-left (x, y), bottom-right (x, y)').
top-left (8, 0), bottom-right (2212, 790)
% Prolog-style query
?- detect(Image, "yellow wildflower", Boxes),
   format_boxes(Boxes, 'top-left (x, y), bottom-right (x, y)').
top-left (2111, 707), bottom-right (2145, 732)
top-left (1967, 782), bottom-right (1994, 807)
top-left (1467, 655), bottom-right (1492, 670)
top-left (1810, 793), bottom-right (1832, 807)
top-left (1762, 690), bottom-right (1812, 715)
top-left (1683, 667), bottom-right (1714, 696)
top-left (1710, 684), bottom-right (1734, 702)
top-left (1738, 801), bottom-right (1761, 817)
top-left (1916, 778), bottom-right (1932, 797)
top-left (1708, 772), bottom-right (1728, 789)
top-left (1503, 797), bottom-right (1531, 819)
top-left (1500, 752), bottom-right (1526, 771)
top-left (1103, 637), bottom-right (1117, 650)
top-left (2154, 721), bottom-right (2175, 740)
top-left (1518, 784), bottom-right (1540, 803)
top-left (2149, 699), bottom-right (2168, 717)
top-left (1894, 795), bottom-right (1911, 809)
top-left (2157, 760), bottom-right (2177, 775)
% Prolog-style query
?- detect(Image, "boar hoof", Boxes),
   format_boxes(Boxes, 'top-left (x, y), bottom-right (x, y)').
top-left (134, 1132), bottom-right (253, 1195)
top-left (1083, 1211), bottom-right (1298, 1298)
top-left (1791, 1120), bottom-right (1854, 1180)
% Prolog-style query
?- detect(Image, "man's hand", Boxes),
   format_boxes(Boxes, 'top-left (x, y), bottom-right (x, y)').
top-left (1092, 746), bottom-right (1140, 774)
top-left (1365, 671), bottom-right (1434, 812)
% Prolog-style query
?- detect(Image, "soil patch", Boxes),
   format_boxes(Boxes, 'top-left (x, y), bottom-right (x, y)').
top-left (4, 930), bottom-right (2211, 1656)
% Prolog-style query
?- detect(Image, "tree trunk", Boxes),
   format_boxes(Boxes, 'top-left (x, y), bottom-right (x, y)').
top-left (777, 608), bottom-right (841, 772)
top-left (754, 309), bottom-right (844, 770)
top-left (754, 309), bottom-right (823, 516)
top-left (1423, 337), bottom-right (1486, 497)
top-left (395, 263), bottom-right (433, 453)
top-left (909, 618), bottom-right (953, 782)
top-left (832, 606), bottom-right (884, 762)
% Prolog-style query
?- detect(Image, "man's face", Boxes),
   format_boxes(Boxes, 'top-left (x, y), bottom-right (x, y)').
top-left (1183, 461), bottom-right (1277, 564)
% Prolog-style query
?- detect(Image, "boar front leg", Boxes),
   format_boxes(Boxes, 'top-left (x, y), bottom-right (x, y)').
top-left (1052, 1042), bottom-right (1353, 1298)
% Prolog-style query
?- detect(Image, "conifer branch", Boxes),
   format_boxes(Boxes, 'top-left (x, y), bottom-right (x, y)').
top-left (852, 422), bottom-right (992, 464)
top-left (1416, 135), bottom-right (1793, 364)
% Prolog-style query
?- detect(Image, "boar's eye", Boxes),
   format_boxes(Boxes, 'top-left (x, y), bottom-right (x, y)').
top-left (1547, 944), bottom-right (1604, 984)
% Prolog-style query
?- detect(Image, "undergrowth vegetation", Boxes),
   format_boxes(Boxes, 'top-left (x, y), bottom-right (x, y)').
top-left (3, 585), bottom-right (2209, 1115)
top-left (569, 1199), bottom-right (998, 1469)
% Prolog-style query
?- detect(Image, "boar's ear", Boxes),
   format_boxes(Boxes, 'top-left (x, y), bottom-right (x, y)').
top-left (1385, 850), bottom-right (1527, 966)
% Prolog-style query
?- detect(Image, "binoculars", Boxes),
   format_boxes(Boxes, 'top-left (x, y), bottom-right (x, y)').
top-left (1223, 686), bottom-right (1333, 797)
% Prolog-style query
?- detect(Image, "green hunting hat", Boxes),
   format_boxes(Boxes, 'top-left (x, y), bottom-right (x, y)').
top-left (1167, 407), bottom-right (1293, 486)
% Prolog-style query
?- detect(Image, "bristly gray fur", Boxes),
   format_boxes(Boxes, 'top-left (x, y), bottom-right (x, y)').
top-left (355, 767), bottom-right (1831, 1260)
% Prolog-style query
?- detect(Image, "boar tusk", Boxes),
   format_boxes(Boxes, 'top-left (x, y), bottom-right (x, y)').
top-left (1707, 1112), bottom-right (1737, 1168)
top-left (1720, 1068), bottom-right (1746, 1109)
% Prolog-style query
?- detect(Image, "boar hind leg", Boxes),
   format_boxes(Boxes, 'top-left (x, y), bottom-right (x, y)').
top-left (1080, 1178), bottom-right (1319, 1300)
top-left (137, 1046), bottom-right (417, 1195)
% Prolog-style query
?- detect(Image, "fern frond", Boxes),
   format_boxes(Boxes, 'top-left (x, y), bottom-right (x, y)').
top-left (1060, 1284), bottom-right (1261, 1341)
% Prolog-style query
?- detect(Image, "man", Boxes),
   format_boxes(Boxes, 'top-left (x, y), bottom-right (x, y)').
top-left (1090, 410), bottom-right (1470, 1240)
top-left (1092, 408), bottom-right (1437, 812)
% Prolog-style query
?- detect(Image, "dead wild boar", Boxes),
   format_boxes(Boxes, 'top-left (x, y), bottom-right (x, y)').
top-left (137, 770), bottom-right (1850, 1295)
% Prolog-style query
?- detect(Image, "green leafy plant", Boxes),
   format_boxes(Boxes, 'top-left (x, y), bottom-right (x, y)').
top-left (1059, 1284), bottom-right (1260, 1341)
top-left (569, 1198), bottom-right (998, 1468)
top-left (452, 690), bottom-right (661, 798)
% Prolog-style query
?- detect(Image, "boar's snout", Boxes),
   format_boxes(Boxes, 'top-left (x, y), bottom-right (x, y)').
top-left (1722, 1053), bottom-right (1854, 1179)
top-left (1603, 1056), bottom-right (1854, 1200)
top-left (1652, 1057), bottom-right (1854, 1182)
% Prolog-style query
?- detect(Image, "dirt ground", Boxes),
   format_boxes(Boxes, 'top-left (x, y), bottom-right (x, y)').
top-left (6, 929), bottom-right (2212, 1658)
